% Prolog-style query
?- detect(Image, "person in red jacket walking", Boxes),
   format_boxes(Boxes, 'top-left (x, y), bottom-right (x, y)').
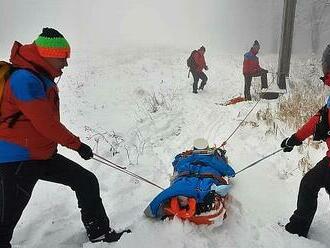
top-left (188, 46), bottom-right (209, 94)
top-left (243, 40), bottom-right (268, 100)
top-left (0, 28), bottom-right (129, 248)
top-left (281, 44), bottom-right (330, 238)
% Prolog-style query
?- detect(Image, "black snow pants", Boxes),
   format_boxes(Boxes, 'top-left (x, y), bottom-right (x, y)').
top-left (0, 153), bottom-right (110, 248)
top-left (191, 70), bottom-right (208, 93)
top-left (285, 157), bottom-right (330, 237)
top-left (243, 69), bottom-right (268, 100)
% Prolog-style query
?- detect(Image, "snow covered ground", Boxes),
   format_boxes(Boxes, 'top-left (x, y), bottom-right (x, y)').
top-left (9, 47), bottom-right (330, 248)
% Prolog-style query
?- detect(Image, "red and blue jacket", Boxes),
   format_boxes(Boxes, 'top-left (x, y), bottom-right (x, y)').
top-left (243, 49), bottom-right (262, 75)
top-left (0, 41), bottom-right (81, 163)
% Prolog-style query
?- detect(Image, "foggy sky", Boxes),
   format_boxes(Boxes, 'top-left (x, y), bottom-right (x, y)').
top-left (1, 0), bottom-right (329, 57)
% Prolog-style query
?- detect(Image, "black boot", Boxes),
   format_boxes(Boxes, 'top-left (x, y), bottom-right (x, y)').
top-left (91, 228), bottom-right (131, 243)
top-left (284, 216), bottom-right (310, 238)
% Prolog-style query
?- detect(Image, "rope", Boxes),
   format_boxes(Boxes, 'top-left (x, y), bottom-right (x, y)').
top-left (235, 148), bottom-right (283, 175)
top-left (221, 74), bottom-right (277, 147)
top-left (92, 154), bottom-right (164, 190)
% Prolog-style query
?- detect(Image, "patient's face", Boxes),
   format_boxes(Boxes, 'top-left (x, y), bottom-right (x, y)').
top-left (178, 196), bottom-right (188, 207)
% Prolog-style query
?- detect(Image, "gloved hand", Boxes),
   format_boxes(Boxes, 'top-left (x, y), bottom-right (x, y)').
top-left (78, 143), bottom-right (93, 160)
top-left (281, 134), bottom-right (302, 152)
top-left (205, 65), bottom-right (209, 70)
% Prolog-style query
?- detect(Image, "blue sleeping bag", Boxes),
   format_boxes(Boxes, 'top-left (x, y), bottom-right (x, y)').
top-left (144, 152), bottom-right (235, 218)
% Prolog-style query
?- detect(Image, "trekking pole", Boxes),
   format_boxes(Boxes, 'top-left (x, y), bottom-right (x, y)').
top-left (220, 76), bottom-right (277, 147)
top-left (235, 148), bottom-right (283, 175)
top-left (92, 154), bottom-right (164, 190)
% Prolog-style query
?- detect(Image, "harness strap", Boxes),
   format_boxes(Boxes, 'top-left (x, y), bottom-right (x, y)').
top-left (174, 172), bottom-right (228, 185)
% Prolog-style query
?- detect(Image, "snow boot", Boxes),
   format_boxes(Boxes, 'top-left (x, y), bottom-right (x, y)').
top-left (90, 228), bottom-right (131, 243)
top-left (284, 220), bottom-right (309, 238)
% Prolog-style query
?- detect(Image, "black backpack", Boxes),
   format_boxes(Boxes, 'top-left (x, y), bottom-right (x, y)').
top-left (313, 104), bottom-right (330, 141)
top-left (187, 50), bottom-right (197, 69)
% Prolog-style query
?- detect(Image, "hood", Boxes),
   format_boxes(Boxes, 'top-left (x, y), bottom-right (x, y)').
top-left (9, 41), bottom-right (62, 79)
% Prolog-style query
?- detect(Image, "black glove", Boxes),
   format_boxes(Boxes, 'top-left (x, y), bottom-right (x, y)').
top-left (281, 134), bottom-right (302, 152)
top-left (78, 143), bottom-right (93, 160)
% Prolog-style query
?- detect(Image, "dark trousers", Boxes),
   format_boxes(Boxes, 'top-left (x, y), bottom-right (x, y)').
top-left (191, 70), bottom-right (208, 92)
top-left (244, 70), bottom-right (268, 100)
top-left (285, 157), bottom-right (330, 237)
top-left (0, 154), bottom-right (109, 248)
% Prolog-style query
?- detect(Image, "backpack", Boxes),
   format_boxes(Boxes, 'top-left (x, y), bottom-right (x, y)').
top-left (0, 61), bottom-right (13, 116)
top-left (313, 104), bottom-right (330, 141)
top-left (187, 50), bottom-right (197, 69)
top-left (0, 61), bottom-right (46, 128)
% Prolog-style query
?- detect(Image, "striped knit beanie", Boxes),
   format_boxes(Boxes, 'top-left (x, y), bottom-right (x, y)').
top-left (34, 27), bottom-right (70, 58)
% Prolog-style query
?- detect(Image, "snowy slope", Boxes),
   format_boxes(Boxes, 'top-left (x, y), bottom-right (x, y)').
top-left (9, 47), bottom-right (330, 248)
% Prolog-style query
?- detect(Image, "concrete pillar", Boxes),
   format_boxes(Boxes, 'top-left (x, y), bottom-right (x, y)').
top-left (277, 0), bottom-right (297, 89)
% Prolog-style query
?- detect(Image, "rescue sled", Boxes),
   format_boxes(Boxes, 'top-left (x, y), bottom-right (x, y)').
top-left (215, 96), bottom-right (246, 106)
top-left (144, 145), bottom-right (235, 226)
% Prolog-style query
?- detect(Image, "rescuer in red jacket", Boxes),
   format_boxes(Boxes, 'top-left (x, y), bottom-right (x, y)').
top-left (188, 46), bottom-right (209, 94)
top-left (243, 40), bottom-right (268, 100)
top-left (0, 28), bottom-right (130, 247)
top-left (281, 44), bottom-right (330, 238)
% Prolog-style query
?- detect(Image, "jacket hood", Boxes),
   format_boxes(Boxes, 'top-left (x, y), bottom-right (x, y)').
top-left (9, 41), bottom-right (62, 79)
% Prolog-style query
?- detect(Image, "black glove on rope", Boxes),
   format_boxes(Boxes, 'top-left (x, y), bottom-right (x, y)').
top-left (281, 134), bottom-right (302, 152)
top-left (78, 143), bottom-right (93, 160)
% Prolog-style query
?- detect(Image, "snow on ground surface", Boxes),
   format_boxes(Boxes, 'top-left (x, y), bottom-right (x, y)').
top-left (10, 47), bottom-right (330, 248)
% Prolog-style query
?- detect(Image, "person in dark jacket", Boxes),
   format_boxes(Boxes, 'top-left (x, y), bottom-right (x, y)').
top-left (0, 28), bottom-right (129, 248)
top-left (281, 44), bottom-right (330, 238)
top-left (243, 40), bottom-right (268, 100)
top-left (189, 46), bottom-right (209, 94)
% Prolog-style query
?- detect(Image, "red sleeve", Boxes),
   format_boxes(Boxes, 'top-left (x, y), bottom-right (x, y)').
top-left (295, 112), bottom-right (320, 141)
top-left (16, 99), bottom-right (81, 150)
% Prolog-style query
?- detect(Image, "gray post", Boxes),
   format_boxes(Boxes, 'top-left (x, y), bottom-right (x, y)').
top-left (277, 0), bottom-right (297, 89)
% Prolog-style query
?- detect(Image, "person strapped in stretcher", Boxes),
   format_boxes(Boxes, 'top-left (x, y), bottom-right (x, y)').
top-left (144, 138), bottom-right (235, 226)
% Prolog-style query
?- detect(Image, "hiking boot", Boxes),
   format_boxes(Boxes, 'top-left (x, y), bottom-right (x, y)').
top-left (285, 222), bottom-right (308, 238)
top-left (90, 228), bottom-right (131, 243)
top-left (192, 90), bottom-right (198, 94)
top-left (198, 86), bottom-right (204, 90)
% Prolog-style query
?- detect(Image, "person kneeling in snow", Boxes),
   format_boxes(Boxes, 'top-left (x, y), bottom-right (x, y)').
top-left (281, 44), bottom-right (330, 238)
top-left (144, 138), bottom-right (235, 225)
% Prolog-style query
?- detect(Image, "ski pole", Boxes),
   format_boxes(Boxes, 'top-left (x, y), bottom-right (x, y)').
top-left (235, 148), bottom-right (283, 175)
top-left (92, 154), bottom-right (164, 190)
